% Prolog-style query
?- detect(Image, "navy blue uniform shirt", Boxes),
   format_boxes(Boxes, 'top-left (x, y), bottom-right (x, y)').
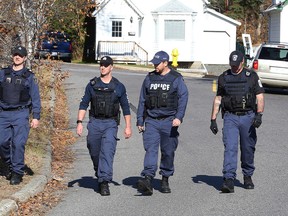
top-left (0, 67), bottom-right (41, 120)
top-left (137, 69), bottom-right (189, 126)
top-left (79, 77), bottom-right (131, 116)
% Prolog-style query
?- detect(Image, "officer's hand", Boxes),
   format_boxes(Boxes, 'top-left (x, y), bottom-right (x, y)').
top-left (252, 113), bottom-right (262, 128)
top-left (30, 119), bottom-right (39, 128)
top-left (77, 123), bottom-right (83, 136)
top-left (210, 119), bottom-right (218, 135)
top-left (124, 127), bottom-right (132, 139)
top-left (138, 126), bottom-right (144, 133)
top-left (172, 118), bottom-right (181, 127)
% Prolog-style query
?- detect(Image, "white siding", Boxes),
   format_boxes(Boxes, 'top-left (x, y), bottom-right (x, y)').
top-left (280, 6), bottom-right (288, 43)
top-left (269, 11), bottom-right (281, 42)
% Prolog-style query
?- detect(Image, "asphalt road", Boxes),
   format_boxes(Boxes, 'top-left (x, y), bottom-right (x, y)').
top-left (47, 63), bottom-right (288, 216)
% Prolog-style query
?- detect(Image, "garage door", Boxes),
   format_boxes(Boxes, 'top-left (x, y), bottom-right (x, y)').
top-left (202, 31), bottom-right (230, 64)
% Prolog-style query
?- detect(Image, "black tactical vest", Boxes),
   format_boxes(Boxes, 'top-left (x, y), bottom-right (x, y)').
top-left (221, 69), bottom-right (256, 112)
top-left (89, 77), bottom-right (120, 119)
top-left (0, 68), bottom-right (31, 105)
top-left (145, 70), bottom-right (179, 110)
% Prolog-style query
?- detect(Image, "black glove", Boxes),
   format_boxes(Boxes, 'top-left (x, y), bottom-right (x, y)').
top-left (252, 113), bottom-right (262, 128)
top-left (210, 119), bottom-right (218, 135)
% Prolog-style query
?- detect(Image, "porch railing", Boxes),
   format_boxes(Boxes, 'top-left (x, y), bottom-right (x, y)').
top-left (97, 41), bottom-right (148, 65)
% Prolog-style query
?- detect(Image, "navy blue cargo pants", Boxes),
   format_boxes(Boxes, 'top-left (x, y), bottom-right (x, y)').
top-left (141, 116), bottom-right (179, 178)
top-left (222, 111), bottom-right (257, 180)
top-left (0, 108), bottom-right (30, 175)
top-left (87, 118), bottom-right (118, 183)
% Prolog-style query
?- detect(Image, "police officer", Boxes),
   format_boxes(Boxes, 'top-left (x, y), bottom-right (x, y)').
top-left (136, 51), bottom-right (188, 195)
top-left (0, 46), bottom-right (41, 185)
top-left (210, 50), bottom-right (265, 193)
top-left (76, 56), bottom-right (132, 196)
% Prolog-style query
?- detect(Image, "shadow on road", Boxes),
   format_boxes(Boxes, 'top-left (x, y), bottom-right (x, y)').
top-left (192, 175), bottom-right (242, 191)
top-left (122, 176), bottom-right (164, 196)
top-left (68, 176), bottom-right (98, 191)
top-left (68, 176), bottom-right (121, 192)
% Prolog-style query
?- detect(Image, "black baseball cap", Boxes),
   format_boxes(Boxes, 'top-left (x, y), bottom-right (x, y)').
top-left (12, 46), bottom-right (27, 57)
top-left (229, 50), bottom-right (244, 66)
top-left (100, 56), bottom-right (113, 67)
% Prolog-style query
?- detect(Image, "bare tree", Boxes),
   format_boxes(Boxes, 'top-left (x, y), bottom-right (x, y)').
top-left (0, 0), bottom-right (99, 66)
top-left (0, 0), bottom-right (56, 67)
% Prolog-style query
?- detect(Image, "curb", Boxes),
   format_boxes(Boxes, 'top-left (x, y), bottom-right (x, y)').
top-left (0, 144), bottom-right (52, 216)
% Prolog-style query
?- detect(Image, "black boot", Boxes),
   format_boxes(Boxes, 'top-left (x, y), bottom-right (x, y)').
top-left (137, 176), bottom-right (153, 195)
top-left (221, 178), bottom-right (234, 193)
top-left (99, 181), bottom-right (110, 196)
top-left (1, 162), bottom-right (12, 180)
top-left (6, 171), bottom-right (12, 180)
top-left (10, 172), bottom-right (23, 185)
top-left (244, 176), bottom-right (254, 189)
top-left (161, 176), bottom-right (171, 193)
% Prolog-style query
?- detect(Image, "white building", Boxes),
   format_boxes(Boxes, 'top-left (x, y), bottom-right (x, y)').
top-left (93, 0), bottom-right (241, 66)
top-left (263, 0), bottom-right (288, 43)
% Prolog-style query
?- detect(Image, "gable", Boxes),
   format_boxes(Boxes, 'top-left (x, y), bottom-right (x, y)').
top-left (152, 0), bottom-right (195, 13)
top-left (93, 0), bottom-right (143, 19)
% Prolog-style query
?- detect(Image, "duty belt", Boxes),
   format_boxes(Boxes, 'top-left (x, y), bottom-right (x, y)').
top-left (227, 111), bottom-right (253, 116)
top-left (0, 106), bottom-right (29, 111)
top-left (149, 115), bottom-right (172, 120)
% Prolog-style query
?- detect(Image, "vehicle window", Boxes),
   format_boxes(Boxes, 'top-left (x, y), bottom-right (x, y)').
top-left (259, 47), bottom-right (288, 61)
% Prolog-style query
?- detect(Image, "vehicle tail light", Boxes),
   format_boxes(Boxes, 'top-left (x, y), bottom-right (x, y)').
top-left (69, 44), bottom-right (72, 52)
top-left (253, 60), bottom-right (258, 70)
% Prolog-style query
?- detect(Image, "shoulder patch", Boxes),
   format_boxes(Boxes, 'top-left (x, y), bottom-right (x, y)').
top-left (27, 69), bottom-right (34, 74)
top-left (90, 77), bottom-right (98, 86)
top-left (258, 79), bottom-right (263, 88)
top-left (245, 71), bottom-right (251, 77)
top-left (149, 71), bottom-right (156, 76)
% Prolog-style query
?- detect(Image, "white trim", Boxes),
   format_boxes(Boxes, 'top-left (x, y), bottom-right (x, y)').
top-left (205, 8), bottom-right (241, 26)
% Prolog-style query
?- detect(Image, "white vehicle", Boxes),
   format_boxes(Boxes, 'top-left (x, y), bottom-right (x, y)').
top-left (249, 42), bottom-right (288, 88)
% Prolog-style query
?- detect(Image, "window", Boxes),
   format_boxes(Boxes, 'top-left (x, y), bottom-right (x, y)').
top-left (165, 20), bottom-right (185, 40)
top-left (112, 21), bottom-right (122, 37)
top-left (259, 47), bottom-right (288, 61)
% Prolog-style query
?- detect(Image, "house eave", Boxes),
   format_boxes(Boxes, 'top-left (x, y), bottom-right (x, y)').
top-left (92, 0), bottom-right (144, 19)
top-left (125, 0), bottom-right (144, 19)
top-left (263, 0), bottom-right (288, 13)
top-left (205, 8), bottom-right (241, 26)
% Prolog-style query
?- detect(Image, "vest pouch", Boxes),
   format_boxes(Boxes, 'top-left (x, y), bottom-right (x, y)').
top-left (145, 95), bottom-right (157, 109)
top-left (158, 92), bottom-right (168, 107)
top-left (231, 95), bottom-right (244, 110)
top-left (222, 96), bottom-right (233, 111)
top-left (92, 96), bottom-right (106, 117)
top-left (115, 107), bottom-right (121, 125)
top-left (19, 87), bottom-right (30, 103)
top-left (245, 93), bottom-right (256, 110)
top-left (1, 81), bottom-right (22, 105)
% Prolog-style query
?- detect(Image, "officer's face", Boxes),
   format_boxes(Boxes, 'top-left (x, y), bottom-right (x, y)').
top-left (231, 61), bottom-right (244, 74)
top-left (13, 54), bottom-right (26, 66)
top-left (100, 64), bottom-right (113, 77)
top-left (154, 61), bottom-right (168, 73)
